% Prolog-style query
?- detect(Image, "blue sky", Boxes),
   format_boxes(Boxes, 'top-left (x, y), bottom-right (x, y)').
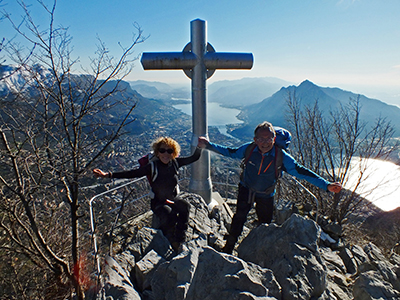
top-left (1, 0), bottom-right (400, 105)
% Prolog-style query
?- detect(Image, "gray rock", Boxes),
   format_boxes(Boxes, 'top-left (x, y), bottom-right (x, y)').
top-left (338, 247), bottom-right (358, 275)
top-left (93, 193), bottom-right (400, 300)
top-left (363, 243), bottom-right (400, 291)
top-left (389, 252), bottom-right (400, 266)
top-left (324, 281), bottom-right (352, 300)
top-left (325, 270), bottom-right (353, 299)
top-left (100, 255), bottom-right (141, 300)
top-left (125, 227), bottom-right (175, 262)
top-left (237, 214), bottom-right (327, 300)
top-left (150, 239), bottom-right (205, 300)
top-left (134, 249), bottom-right (166, 292)
top-left (186, 193), bottom-right (214, 238)
top-left (184, 192), bottom-right (229, 248)
top-left (322, 222), bottom-right (342, 239)
top-left (320, 247), bottom-right (347, 274)
top-left (152, 243), bottom-right (281, 300)
top-left (353, 270), bottom-right (400, 300)
top-left (274, 198), bottom-right (295, 225)
top-left (350, 244), bottom-right (370, 273)
top-left (114, 251), bottom-right (136, 274)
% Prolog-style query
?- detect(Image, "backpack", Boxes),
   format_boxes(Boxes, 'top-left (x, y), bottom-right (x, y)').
top-left (138, 152), bottom-right (178, 183)
top-left (241, 126), bottom-right (291, 179)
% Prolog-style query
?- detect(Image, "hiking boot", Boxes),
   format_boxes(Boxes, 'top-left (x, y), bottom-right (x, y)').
top-left (222, 242), bottom-right (235, 254)
top-left (222, 235), bottom-right (237, 254)
top-left (171, 241), bottom-right (181, 252)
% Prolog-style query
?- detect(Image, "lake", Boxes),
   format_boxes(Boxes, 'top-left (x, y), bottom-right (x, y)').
top-left (344, 157), bottom-right (400, 212)
top-left (173, 101), bottom-right (400, 212)
top-left (173, 102), bottom-right (243, 136)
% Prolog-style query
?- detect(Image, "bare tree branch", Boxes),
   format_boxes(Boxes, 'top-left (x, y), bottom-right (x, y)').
top-left (0, 1), bottom-right (146, 298)
top-left (285, 93), bottom-right (399, 224)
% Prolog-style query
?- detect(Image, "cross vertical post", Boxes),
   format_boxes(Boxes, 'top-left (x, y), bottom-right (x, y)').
top-left (187, 20), bottom-right (211, 203)
top-left (141, 19), bottom-right (253, 203)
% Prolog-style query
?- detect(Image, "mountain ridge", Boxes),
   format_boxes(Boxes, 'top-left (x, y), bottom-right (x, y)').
top-left (2, 64), bottom-right (399, 139)
top-left (0, 65), bottom-right (191, 136)
top-left (234, 79), bottom-right (400, 138)
top-left (129, 77), bottom-right (292, 108)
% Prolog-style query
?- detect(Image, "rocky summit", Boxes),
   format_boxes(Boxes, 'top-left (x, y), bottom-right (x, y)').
top-left (93, 193), bottom-right (400, 300)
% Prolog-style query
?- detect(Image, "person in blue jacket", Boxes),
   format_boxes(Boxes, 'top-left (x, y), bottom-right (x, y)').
top-left (198, 121), bottom-right (342, 254)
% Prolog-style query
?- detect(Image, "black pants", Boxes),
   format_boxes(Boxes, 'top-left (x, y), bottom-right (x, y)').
top-left (229, 184), bottom-right (274, 243)
top-left (152, 196), bottom-right (190, 244)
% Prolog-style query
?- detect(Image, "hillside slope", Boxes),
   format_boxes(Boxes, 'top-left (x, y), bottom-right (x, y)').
top-left (234, 80), bottom-right (400, 138)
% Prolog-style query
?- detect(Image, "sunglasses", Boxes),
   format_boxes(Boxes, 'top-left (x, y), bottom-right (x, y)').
top-left (255, 137), bottom-right (275, 144)
top-left (159, 148), bottom-right (174, 154)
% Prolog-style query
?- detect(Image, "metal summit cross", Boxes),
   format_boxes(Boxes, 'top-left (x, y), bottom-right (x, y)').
top-left (141, 19), bottom-right (253, 204)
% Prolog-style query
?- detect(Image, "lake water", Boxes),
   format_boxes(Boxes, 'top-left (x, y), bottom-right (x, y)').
top-left (173, 101), bottom-right (400, 212)
top-left (173, 102), bottom-right (243, 136)
top-left (344, 157), bottom-right (400, 212)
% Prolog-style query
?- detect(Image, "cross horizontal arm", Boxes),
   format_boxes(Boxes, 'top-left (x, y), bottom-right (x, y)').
top-left (204, 52), bottom-right (253, 69)
top-left (141, 52), bottom-right (197, 70)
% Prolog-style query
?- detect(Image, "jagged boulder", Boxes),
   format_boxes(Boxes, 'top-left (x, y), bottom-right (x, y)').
top-left (363, 243), bottom-right (400, 291)
top-left (184, 192), bottom-right (230, 250)
top-left (99, 255), bottom-right (141, 300)
top-left (94, 193), bottom-right (400, 300)
top-left (274, 197), bottom-right (296, 225)
top-left (151, 237), bottom-right (281, 300)
top-left (150, 237), bottom-right (209, 300)
top-left (353, 270), bottom-right (400, 300)
top-left (351, 244), bottom-right (370, 268)
top-left (320, 247), bottom-right (353, 299)
top-left (134, 249), bottom-right (166, 292)
top-left (337, 247), bottom-right (358, 275)
top-left (352, 243), bottom-right (400, 299)
top-left (125, 226), bottom-right (176, 262)
top-left (118, 192), bottom-right (230, 263)
top-left (237, 214), bottom-right (327, 300)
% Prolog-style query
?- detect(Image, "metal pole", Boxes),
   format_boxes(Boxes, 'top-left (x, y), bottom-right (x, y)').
top-left (189, 19), bottom-right (212, 203)
top-left (140, 18), bottom-right (253, 204)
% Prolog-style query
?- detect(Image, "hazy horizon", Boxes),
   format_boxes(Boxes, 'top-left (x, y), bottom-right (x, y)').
top-left (130, 76), bottom-right (400, 108)
top-left (2, 0), bottom-right (399, 107)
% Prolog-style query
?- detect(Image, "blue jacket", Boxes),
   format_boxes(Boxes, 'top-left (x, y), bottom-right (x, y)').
top-left (206, 141), bottom-right (330, 197)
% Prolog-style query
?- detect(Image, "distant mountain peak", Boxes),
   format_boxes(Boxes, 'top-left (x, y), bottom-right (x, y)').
top-left (284, 79), bottom-right (317, 92)
top-left (299, 79), bottom-right (316, 87)
top-left (237, 79), bottom-right (400, 138)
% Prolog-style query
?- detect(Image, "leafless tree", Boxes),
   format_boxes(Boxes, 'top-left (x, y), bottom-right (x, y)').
top-left (285, 92), bottom-right (398, 224)
top-left (0, 1), bottom-right (146, 299)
